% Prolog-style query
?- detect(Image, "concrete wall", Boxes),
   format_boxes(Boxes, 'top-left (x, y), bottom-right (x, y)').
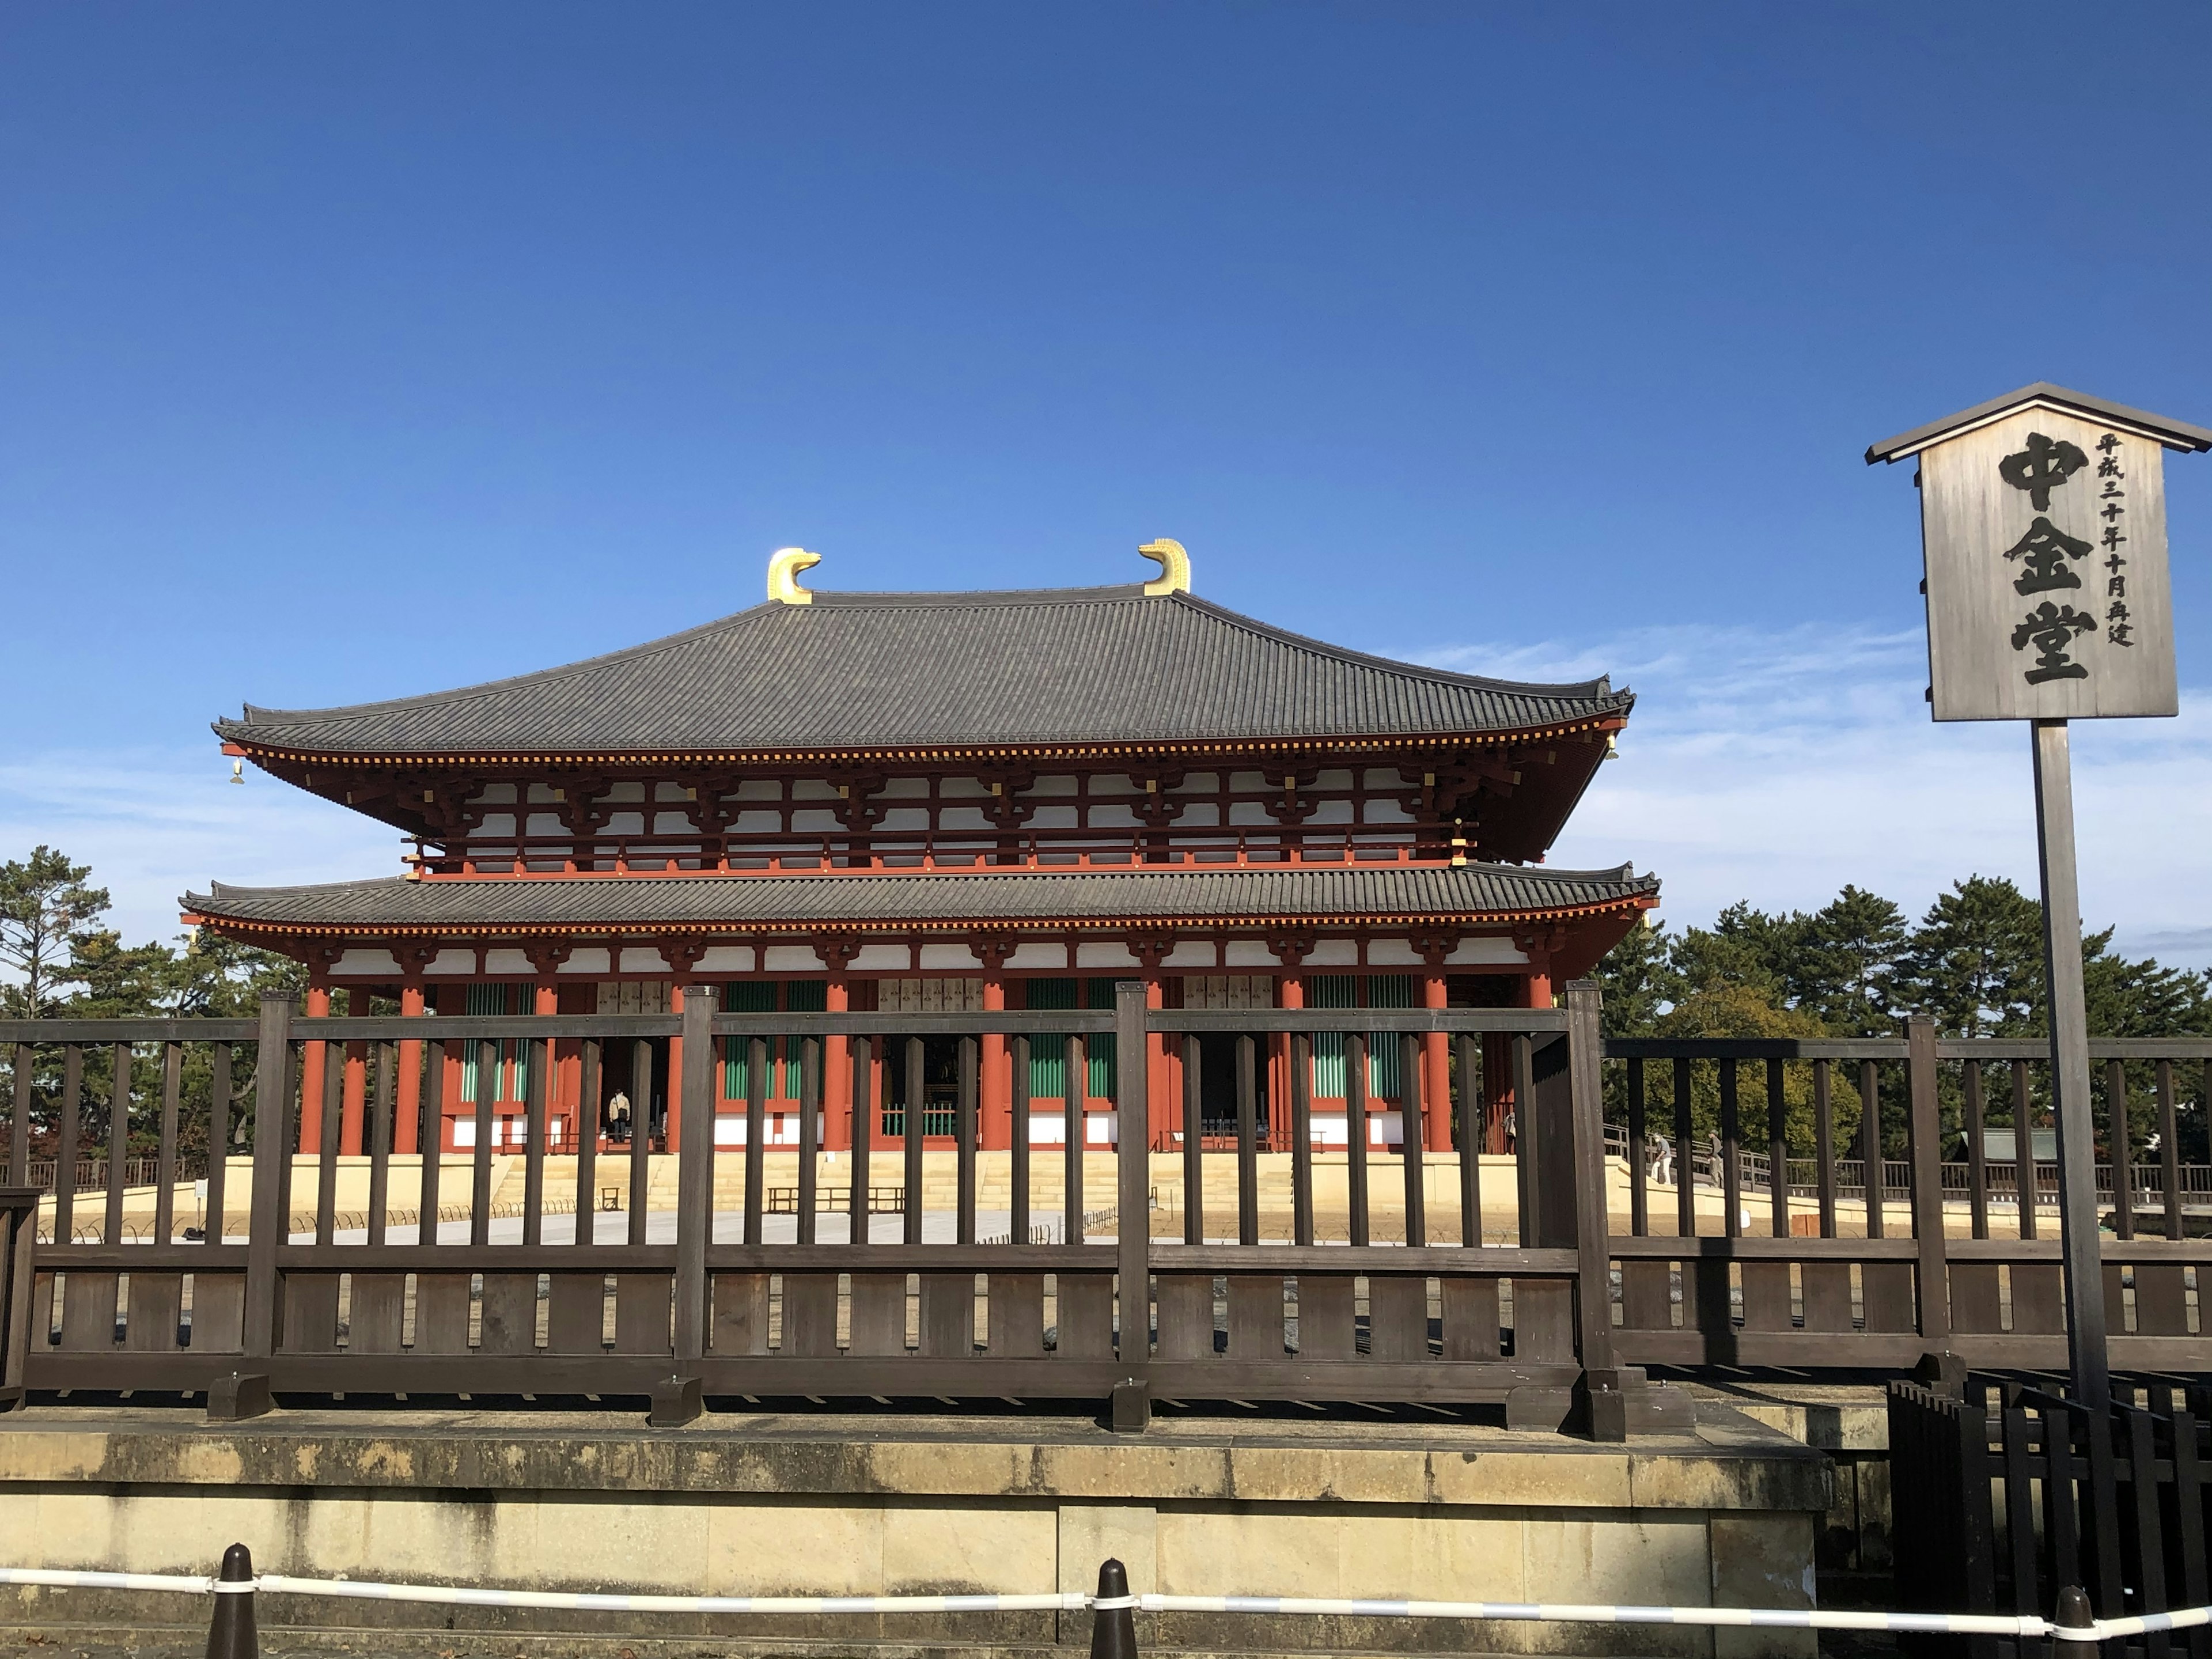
top-left (0, 1407), bottom-right (1824, 1659)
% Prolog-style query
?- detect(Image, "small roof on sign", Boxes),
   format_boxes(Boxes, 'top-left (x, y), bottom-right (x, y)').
top-left (1863, 382), bottom-right (2212, 465)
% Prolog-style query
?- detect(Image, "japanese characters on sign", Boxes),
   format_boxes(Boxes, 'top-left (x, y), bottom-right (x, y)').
top-left (1916, 407), bottom-right (2176, 721)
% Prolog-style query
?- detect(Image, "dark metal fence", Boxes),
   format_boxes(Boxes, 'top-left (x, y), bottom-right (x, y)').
top-left (3, 996), bottom-right (2206, 1426)
top-left (1889, 1376), bottom-right (2210, 1658)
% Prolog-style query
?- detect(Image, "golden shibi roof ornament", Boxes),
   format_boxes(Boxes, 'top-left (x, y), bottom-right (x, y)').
top-left (767, 547), bottom-right (822, 605)
top-left (1139, 537), bottom-right (1190, 596)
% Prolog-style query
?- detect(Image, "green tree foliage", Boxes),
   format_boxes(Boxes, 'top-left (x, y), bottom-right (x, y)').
top-left (1594, 874), bottom-right (2212, 1158)
top-left (1, 848), bottom-right (304, 1158)
top-left (0, 846), bottom-right (111, 1017)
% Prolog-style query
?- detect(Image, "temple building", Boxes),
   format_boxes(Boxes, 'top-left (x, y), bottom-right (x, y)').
top-left (184, 541), bottom-right (1656, 1161)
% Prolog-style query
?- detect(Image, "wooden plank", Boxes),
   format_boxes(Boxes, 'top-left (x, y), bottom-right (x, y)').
top-left (1799, 1263), bottom-right (1854, 1332)
top-left (2107, 1059), bottom-right (2134, 1241)
top-left (476, 1272), bottom-right (537, 1355)
top-left (521, 1035), bottom-right (548, 1246)
top-left (1673, 1055), bottom-right (1695, 1237)
top-left (1346, 1033), bottom-right (1369, 1246)
top-left (547, 1273), bottom-right (609, 1355)
top-left (2001, 1405), bottom-right (2040, 1618)
top-left (1160, 1243), bottom-right (1574, 1275)
top-left (849, 1036), bottom-right (873, 1248)
top-left (1814, 1059), bottom-right (1836, 1237)
top-left (1236, 1035), bottom-right (1259, 1246)
top-left (1114, 981), bottom-right (1150, 1363)
top-left (1619, 1260), bottom-right (1673, 1330)
top-left (2012, 1059), bottom-right (2037, 1240)
top-left (2008, 1263), bottom-right (2065, 1334)
top-left (903, 1037), bottom-right (925, 1247)
top-left (1181, 1039), bottom-right (1203, 1245)
top-left (1294, 1274), bottom-right (1355, 1359)
top-left (1627, 1056), bottom-right (1648, 1236)
top-left (1063, 1034), bottom-right (1084, 1246)
top-left (1949, 1263), bottom-right (2005, 1334)
top-left (415, 1039), bottom-right (444, 1244)
top-left (796, 1037), bottom-right (820, 1247)
top-left (1054, 1272), bottom-right (1114, 1359)
top-left (348, 1272), bottom-right (406, 1354)
top-left (1738, 1262), bottom-right (1793, 1332)
top-left (125, 1271), bottom-right (183, 1352)
top-left (1512, 1277), bottom-right (1575, 1363)
top-left (674, 989), bottom-right (717, 1363)
top-left (1684, 1259), bottom-right (1732, 1350)
top-left (1906, 1019), bottom-right (1950, 1343)
top-left (1859, 1060), bottom-right (1884, 1240)
top-left (627, 1039), bottom-right (654, 1245)
top-left (105, 1043), bottom-right (131, 1246)
top-left (2130, 1263), bottom-right (2188, 1335)
top-left (612, 1272), bottom-right (672, 1355)
top-left (205, 1043), bottom-right (232, 1244)
top-left (7, 1041), bottom-right (31, 1186)
top-left (1440, 1276), bottom-right (1501, 1360)
top-left (847, 1271), bottom-right (907, 1357)
top-left (779, 1271), bottom-right (840, 1357)
top-left (1225, 1274), bottom-right (1282, 1358)
top-left (573, 1039), bottom-right (600, 1249)
top-left (468, 1037), bottom-right (497, 1246)
top-left (2156, 1060), bottom-right (2183, 1243)
top-left (1964, 1060), bottom-right (1988, 1240)
top-left (707, 1271), bottom-right (769, 1357)
top-left (1366, 1273), bottom-right (1428, 1362)
top-left (188, 1273), bottom-right (245, 1353)
top-left (1400, 1034), bottom-right (1425, 1249)
top-left (1291, 1033), bottom-right (1313, 1245)
top-left (956, 1036), bottom-right (977, 1247)
top-left (155, 1044), bottom-right (181, 1246)
top-left (410, 1274), bottom-right (474, 1354)
top-left (1456, 1035), bottom-right (1480, 1246)
top-left (987, 1271), bottom-right (1044, 1358)
top-left (315, 1041), bottom-right (342, 1245)
top-left (1153, 1271), bottom-right (1214, 1360)
top-left (744, 1036), bottom-right (768, 1247)
top-left (280, 1274), bottom-right (339, 1354)
top-left (1720, 1058), bottom-right (1742, 1240)
top-left (1008, 1038), bottom-right (1029, 1245)
top-left (1861, 1262), bottom-right (1918, 1332)
top-left (366, 1041), bottom-right (395, 1247)
top-left (1765, 1058), bottom-right (1787, 1238)
top-left (918, 1272), bottom-right (974, 1357)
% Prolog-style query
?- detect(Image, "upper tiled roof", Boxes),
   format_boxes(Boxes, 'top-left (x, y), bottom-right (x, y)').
top-left (215, 586), bottom-right (1632, 756)
top-left (184, 862), bottom-right (1658, 933)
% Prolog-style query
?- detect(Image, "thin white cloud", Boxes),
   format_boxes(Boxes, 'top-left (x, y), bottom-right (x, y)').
top-left (0, 751), bottom-right (399, 950)
top-left (1412, 624), bottom-right (2212, 969)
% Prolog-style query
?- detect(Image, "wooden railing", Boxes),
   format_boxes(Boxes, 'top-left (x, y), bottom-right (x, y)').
top-left (0, 990), bottom-right (1611, 1429)
top-left (3, 1001), bottom-right (2206, 1426)
top-left (1605, 1031), bottom-right (2212, 1374)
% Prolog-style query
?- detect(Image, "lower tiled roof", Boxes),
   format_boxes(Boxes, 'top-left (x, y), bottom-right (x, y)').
top-left (184, 863), bottom-right (1658, 935)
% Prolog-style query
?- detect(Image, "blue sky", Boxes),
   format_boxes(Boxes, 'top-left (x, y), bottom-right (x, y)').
top-left (3, 5), bottom-right (2209, 961)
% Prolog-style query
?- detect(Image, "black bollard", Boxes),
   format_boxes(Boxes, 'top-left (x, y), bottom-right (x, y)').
top-left (2052, 1584), bottom-right (2093, 1652)
top-left (205, 1543), bottom-right (258, 1659)
top-left (1090, 1558), bottom-right (1138, 1659)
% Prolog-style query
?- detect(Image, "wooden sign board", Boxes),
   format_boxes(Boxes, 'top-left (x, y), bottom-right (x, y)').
top-left (1868, 385), bottom-right (2210, 723)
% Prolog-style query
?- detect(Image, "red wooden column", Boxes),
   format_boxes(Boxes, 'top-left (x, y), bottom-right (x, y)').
top-left (979, 974), bottom-right (1011, 1151)
top-left (661, 940), bottom-right (709, 1155)
top-left (338, 986), bottom-right (369, 1154)
top-left (532, 974), bottom-right (559, 1148)
top-left (1276, 963), bottom-right (1306, 1152)
top-left (394, 978), bottom-right (425, 1156)
top-left (1422, 969), bottom-right (1453, 1153)
top-left (824, 976), bottom-right (851, 1152)
top-left (300, 982), bottom-right (331, 1153)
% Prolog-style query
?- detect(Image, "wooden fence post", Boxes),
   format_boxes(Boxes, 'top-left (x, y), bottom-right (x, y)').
top-left (656, 984), bottom-right (716, 1427)
top-left (1112, 981), bottom-right (1150, 1430)
top-left (1906, 1017), bottom-right (1952, 1350)
top-left (217, 994), bottom-right (293, 1421)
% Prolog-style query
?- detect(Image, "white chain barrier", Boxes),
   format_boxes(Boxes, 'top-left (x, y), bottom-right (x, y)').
top-left (2, 1563), bottom-right (2206, 1642)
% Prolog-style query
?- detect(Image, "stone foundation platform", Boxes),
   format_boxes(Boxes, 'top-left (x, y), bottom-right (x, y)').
top-left (0, 1404), bottom-right (1827, 1658)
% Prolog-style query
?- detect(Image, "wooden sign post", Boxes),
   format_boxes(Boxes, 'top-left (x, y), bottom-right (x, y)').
top-left (1869, 384), bottom-right (2209, 1411)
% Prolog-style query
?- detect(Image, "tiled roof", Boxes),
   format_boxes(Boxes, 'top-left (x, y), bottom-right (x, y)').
top-left (215, 587), bottom-right (1631, 756)
top-left (185, 862), bottom-right (1658, 934)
